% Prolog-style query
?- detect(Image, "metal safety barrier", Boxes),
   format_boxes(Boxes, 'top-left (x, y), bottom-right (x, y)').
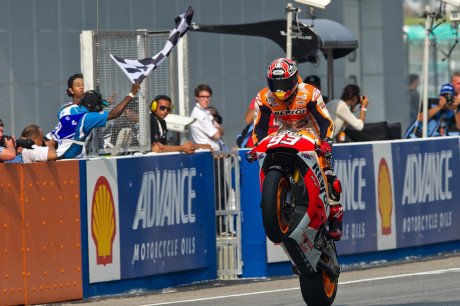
top-left (213, 151), bottom-right (243, 279)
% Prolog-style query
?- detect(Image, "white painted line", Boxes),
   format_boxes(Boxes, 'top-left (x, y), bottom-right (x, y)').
top-left (139, 288), bottom-right (299, 305)
top-left (141, 267), bottom-right (460, 305)
top-left (340, 267), bottom-right (460, 285)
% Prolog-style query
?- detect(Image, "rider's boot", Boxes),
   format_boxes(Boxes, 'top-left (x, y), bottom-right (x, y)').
top-left (328, 204), bottom-right (343, 241)
top-left (325, 168), bottom-right (343, 241)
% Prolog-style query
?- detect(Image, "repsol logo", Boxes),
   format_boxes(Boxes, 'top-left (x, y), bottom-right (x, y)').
top-left (312, 163), bottom-right (326, 195)
top-left (273, 109), bottom-right (307, 116)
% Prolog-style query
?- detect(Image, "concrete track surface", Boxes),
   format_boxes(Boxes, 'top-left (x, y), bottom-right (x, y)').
top-left (54, 253), bottom-right (460, 306)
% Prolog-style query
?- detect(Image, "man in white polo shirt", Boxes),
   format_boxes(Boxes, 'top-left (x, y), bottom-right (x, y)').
top-left (190, 84), bottom-right (225, 151)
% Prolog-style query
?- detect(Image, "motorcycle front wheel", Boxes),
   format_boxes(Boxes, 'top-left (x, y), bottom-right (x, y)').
top-left (299, 257), bottom-right (338, 306)
top-left (261, 169), bottom-right (291, 243)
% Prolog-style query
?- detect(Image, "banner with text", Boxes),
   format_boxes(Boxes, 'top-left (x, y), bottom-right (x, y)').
top-left (116, 153), bottom-right (215, 279)
top-left (264, 137), bottom-right (460, 261)
top-left (391, 137), bottom-right (460, 248)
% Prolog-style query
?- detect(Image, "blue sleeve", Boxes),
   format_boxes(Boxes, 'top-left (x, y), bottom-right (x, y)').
top-left (82, 111), bottom-right (109, 134)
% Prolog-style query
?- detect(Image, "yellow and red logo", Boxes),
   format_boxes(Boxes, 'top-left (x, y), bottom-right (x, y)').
top-left (91, 176), bottom-right (116, 266)
top-left (377, 158), bottom-right (393, 235)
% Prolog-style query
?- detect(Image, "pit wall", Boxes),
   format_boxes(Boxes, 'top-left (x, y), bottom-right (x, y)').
top-left (1, 137), bottom-right (460, 305)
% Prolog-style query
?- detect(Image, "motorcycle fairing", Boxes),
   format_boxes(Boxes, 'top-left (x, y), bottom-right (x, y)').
top-left (282, 227), bottom-right (322, 275)
top-left (253, 129), bottom-right (330, 273)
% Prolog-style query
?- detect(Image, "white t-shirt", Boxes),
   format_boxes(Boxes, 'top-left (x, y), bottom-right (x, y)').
top-left (327, 99), bottom-right (364, 136)
top-left (22, 145), bottom-right (49, 163)
top-left (190, 103), bottom-right (220, 150)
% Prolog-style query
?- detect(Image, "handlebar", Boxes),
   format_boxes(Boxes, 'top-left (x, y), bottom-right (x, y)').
top-left (245, 150), bottom-right (257, 163)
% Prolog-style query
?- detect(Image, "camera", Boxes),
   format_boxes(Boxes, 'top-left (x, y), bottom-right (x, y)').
top-left (357, 95), bottom-right (366, 103)
top-left (43, 135), bottom-right (58, 149)
top-left (442, 93), bottom-right (454, 105)
top-left (0, 135), bottom-right (35, 149)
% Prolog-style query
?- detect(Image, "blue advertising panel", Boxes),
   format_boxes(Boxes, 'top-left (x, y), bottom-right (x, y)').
top-left (116, 152), bottom-right (216, 279)
top-left (332, 144), bottom-right (377, 255)
top-left (391, 137), bottom-right (460, 247)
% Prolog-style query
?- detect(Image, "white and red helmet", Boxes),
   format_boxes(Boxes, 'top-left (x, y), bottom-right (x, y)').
top-left (266, 58), bottom-right (299, 100)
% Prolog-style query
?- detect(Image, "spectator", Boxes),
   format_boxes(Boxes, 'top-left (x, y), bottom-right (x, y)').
top-left (0, 119), bottom-right (16, 162)
top-left (150, 94), bottom-right (211, 154)
top-left (190, 84), bottom-right (225, 150)
top-left (451, 71), bottom-right (460, 95)
top-left (405, 83), bottom-right (460, 138)
top-left (10, 124), bottom-right (57, 163)
top-left (104, 98), bottom-right (140, 149)
top-left (63, 73), bottom-right (84, 108)
top-left (207, 106), bottom-right (228, 150)
top-left (327, 84), bottom-right (369, 142)
top-left (48, 82), bottom-right (140, 159)
top-left (190, 85), bottom-right (230, 234)
top-left (304, 74), bottom-right (328, 103)
top-left (47, 73), bottom-right (86, 143)
top-left (408, 74), bottom-right (420, 121)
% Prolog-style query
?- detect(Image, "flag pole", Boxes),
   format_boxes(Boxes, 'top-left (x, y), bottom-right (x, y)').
top-left (286, 3), bottom-right (293, 60)
top-left (421, 6), bottom-right (431, 138)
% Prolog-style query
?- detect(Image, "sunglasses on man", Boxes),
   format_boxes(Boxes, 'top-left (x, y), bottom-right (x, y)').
top-left (159, 106), bottom-right (172, 112)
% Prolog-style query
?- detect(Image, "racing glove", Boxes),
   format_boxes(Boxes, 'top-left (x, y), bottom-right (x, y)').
top-left (317, 137), bottom-right (333, 159)
top-left (245, 148), bottom-right (257, 163)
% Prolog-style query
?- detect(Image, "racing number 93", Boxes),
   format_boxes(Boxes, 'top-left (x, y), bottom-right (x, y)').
top-left (267, 134), bottom-right (301, 148)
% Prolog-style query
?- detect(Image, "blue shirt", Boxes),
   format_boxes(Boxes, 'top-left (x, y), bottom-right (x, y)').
top-left (404, 103), bottom-right (459, 138)
top-left (49, 105), bottom-right (109, 158)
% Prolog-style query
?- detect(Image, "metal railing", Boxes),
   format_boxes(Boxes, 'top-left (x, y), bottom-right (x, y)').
top-left (213, 151), bottom-right (243, 279)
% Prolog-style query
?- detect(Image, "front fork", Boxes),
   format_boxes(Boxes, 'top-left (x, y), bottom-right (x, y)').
top-left (284, 166), bottom-right (305, 219)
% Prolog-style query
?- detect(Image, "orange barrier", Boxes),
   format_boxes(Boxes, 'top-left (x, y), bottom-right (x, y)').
top-left (0, 161), bottom-right (82, 305)
top-left (0, 163), bottom-right (26, 306)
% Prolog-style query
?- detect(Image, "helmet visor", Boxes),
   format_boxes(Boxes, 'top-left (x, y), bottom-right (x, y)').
top-left (267, 77), bottom-right (296, 93)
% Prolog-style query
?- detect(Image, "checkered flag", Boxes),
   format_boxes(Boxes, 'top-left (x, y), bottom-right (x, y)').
top-left (110, 5), bottom-right (194, 84)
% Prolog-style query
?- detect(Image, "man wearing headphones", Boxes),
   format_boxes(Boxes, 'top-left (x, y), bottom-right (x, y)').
top-left (48, 82), bottom-right (140, 159)
top-left (150, 95), bottom-right (199, 154)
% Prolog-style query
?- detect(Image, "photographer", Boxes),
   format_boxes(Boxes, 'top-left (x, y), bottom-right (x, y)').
top-left (326, 84), bottom-right (370, 142)
top-left (412, 83), bottom-right (460, 137)
top-left (14, 125), bottom-right (57, 163)
top-left (0, 119), bottom-right (16, 162)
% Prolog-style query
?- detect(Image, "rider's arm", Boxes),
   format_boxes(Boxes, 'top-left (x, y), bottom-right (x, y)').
top-left (308, 94), bottom-right (334, 140)
top-left (252, 101), bottom-right (272, 146)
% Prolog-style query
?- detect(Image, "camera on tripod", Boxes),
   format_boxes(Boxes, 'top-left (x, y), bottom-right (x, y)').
top-left (0, 135), bottom-right (34, 149)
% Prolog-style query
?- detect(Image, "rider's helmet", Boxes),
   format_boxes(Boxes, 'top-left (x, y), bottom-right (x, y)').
top-left (266, 58), bottom-right (299, 101)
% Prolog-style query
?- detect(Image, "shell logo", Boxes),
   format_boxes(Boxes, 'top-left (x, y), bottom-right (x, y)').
top-left (377, 158), bottom-right (393, 235)
top-left (91, 176), bottom-right (116, 266)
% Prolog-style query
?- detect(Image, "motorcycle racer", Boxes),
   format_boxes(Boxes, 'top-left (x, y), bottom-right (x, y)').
top-left (252, 57), bottom-right (343, 241)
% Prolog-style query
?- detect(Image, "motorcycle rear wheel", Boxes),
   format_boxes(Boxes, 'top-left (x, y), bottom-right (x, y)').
top-left (299, 257), bottom-right (338, 306)
top-left (261, 169), bottom-right (291, 243)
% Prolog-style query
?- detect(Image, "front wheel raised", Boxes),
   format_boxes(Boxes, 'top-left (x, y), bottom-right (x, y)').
top-left (260, 170), bottom-right (291, 243)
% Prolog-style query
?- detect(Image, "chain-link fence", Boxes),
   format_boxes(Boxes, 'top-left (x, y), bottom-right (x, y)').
top-left (81, 30), bottom-right (177, 156)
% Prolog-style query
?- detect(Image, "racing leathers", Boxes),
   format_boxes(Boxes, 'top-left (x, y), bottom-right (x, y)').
top-left (252, 83), bottom-right (343, 240)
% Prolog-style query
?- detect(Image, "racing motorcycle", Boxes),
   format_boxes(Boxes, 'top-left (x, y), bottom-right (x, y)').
top-left (246, 128), bottom-right (340, 306)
